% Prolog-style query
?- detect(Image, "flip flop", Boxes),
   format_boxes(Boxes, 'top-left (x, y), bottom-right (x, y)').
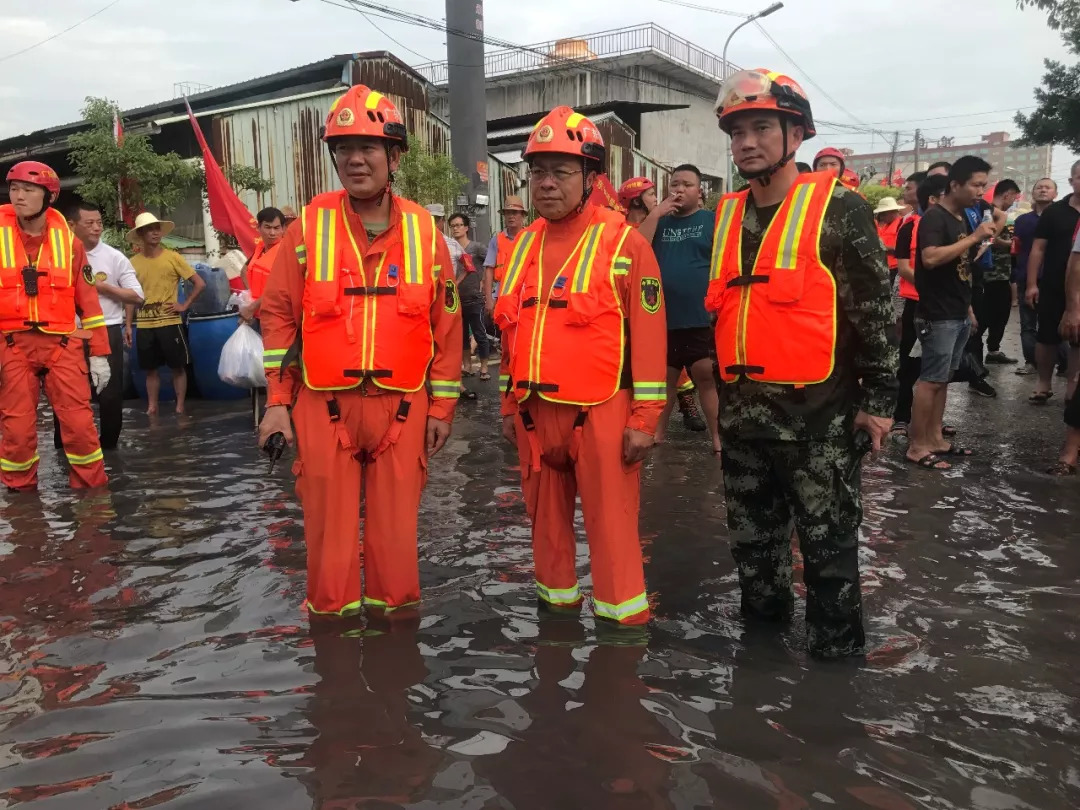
top-left (906, 453), bottom-right (951, 470)
top-left (1046, 461), bottom-right (1077, 476)
top-left (478, 372), bottom-right (491, 381)
top-left (936, 444), bottom-right (973, 457)
top-left (461, 389), bottom-right (478, 401)
top-left (891, 422), bottom-right (908, 436)
top-left (942, 425), bottom-right (957, 437)
top-left (1029, 391), bottom-right (1053, 405)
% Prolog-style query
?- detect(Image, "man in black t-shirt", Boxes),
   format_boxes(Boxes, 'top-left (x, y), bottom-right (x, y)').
top-left (908, 156), bottom-right (996, 470)
top-left (1024, 160), bottom-right (1080, 404)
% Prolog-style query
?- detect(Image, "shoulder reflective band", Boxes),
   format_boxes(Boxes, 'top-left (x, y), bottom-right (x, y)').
top-left (0, 228), bottom-right (14, 270)
top-left (295, 244), bottom-right (307, 265)
top-left (49, 226), bottom-right (71, 273)
top-left (571, 223), bottom-right (605, 294)
top-left (264, 347), bottom-right (288, 369)
top-left (775, 182), bottom-right (815, 270)
top-left (710, 197), bottom-right (741, 281)
top-left (81, 314), bottom-right (106, 329)
top-left (313, 208), bottom-right (337, 283)
top-left (613, 256), bottom-right (632, 276)
top-left (429, 379), bottom-right (461, 398)
top-left (632, 381), bottom-right (667, 401)
top-left (402, 212), bottom-right (423, 285)
top-left (499, 230), bottom-right (536, 295)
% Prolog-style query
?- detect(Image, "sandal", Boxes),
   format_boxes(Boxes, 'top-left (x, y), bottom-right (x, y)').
top-left (461, 389), bottom-right (478, 401)
top-left (462, 369), bottom-right (475, 377)
top-left (1046, 461), bottom-right (1077, 476)
top-left (891, 422), bottom-right (909, 436)
top-left (942, 425), bottom-right (957, 437)
top-left (479, 371), bottom-right (491, 381)
top-left (906, 453), bottom-right (951, 470)
top-left (1029, 391), bottom-right (1053, 405)
top-left (936, 444), bottom-right (973, 457)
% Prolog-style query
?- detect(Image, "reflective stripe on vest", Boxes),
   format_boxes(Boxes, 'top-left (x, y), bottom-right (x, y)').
top-left (0, 228), bottom-right (14, 269)
top-left (402, 212), bottom-right (423, 285)
top-left (312, 208), bottom-right (337, 283)
top-left (498, 231), bottom-right (536, 297)
top-left (571, 222), bottom-right (605, 293)
top-left (707, 172), bottom-right (838, 386)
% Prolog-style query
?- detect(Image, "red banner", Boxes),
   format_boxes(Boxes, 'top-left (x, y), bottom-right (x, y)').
top-left (114, 109), bottom-right (138, 226)
top-left (184, 98), bottom-right (258, 257)
top-left (589, 174), bottom-right (626, 213)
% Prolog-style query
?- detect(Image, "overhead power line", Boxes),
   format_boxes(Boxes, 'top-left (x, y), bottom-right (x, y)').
top-left (318, 0), bottom-right (433, 60)
top-left (655, 0), bottom-right (746, 17)
top-left (0, 0), bottom-right (124, 64)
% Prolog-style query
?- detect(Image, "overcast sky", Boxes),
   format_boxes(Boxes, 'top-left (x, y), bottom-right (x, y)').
top-left (1, 0), bottom-right (1075, 186)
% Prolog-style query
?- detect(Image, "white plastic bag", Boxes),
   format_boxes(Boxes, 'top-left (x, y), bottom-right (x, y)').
top-left (218, 322), bottom-right (267, 389)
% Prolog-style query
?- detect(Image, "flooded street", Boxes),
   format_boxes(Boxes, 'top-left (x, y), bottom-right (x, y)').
top-left (1, 357), bottom-right (1078, 810)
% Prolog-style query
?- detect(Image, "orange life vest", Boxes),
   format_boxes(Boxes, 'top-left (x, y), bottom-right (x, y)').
top-left (705, 171), bottom-right (838, 385)
top-left (494, 205), bottom-right (633, 406)
top-left (877, 217), bottom-right (901, 270)
top-left (493, 230), bottom-right (522, 283)
top-left (248, 238), bottom-right (281, 300)
top-left (899, 213), bottom-right (920, 301)
top-left (0, 205), bottom-right (81, 335)
top-left (299, 191), bottom-right (438, 392)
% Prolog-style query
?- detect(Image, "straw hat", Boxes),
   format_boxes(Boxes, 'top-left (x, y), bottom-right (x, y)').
top-left (872, 196), bottom-right (904, 215)
top-left (500, 195), bottom-right (527, 213)
top-left (126, 211), bottom-right (175, 243)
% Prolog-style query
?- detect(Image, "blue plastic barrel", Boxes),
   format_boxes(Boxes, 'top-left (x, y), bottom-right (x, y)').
top-left (188, 263), bottom-right (232, 316)
top-left (188, 312), bottom-right (248, 400)
top-left (128, 325), bottom-right (177, 402)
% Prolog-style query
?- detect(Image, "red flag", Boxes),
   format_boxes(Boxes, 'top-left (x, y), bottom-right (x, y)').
top-left (114, 108), bottom-right (138, 226)
top-left (589, 174), bottom-right (626, 213)
top-left (184, 98), bottom-right (258, 257)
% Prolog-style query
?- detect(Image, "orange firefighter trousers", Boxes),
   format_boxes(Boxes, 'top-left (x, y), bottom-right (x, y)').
top-left (514, 390), bottom-right (649, 625)
top-left (0, 331), bottom-right (106, 490)
top-left (292, 385), bottom-right (429, 617)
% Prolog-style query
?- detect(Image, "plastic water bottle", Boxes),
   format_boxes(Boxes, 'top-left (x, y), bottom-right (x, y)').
top-left (980, 208), bottom-right (994, 249)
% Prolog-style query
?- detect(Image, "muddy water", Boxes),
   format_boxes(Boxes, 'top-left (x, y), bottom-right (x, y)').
top-left (0, 362), bottom-right (1077, 809)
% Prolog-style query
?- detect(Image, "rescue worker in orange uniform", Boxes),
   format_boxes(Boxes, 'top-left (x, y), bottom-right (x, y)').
top-left (495, 107), bottom-right (669, 627)
top-left (0, 161), bottom-right (111, 491)
top-left (238, 206), bottom-right (287, 321)
top-left (708, 70), bottom-right (897, 657)
top-left (618, 175), bottom-right (707, 432)
top-left (811, 146), bottom-right (846, 178)
top-left (257, 85), bottom-right (462, 619)
top-left (482, 196), bottom-right (528, 316)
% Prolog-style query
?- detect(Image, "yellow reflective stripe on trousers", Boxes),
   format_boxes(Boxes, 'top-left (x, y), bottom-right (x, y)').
top-left (402, 212), bottom-right (424, 285)
top-left (430, 380), bottom-right (460, 398)
top-left (362, 596), bottom-right (420, 611)
top-left (0, 227), bottom-right (15, 269)
top-left (66, 448), bottom-right (104, 466)
top-left (314, 208), bottom-right (336, 283)
top-left (776, 182), bottom-right (814, 269)
top-left (499, 231), bottom-right (536, 295)
top-left (0, 454), bottom-right (39, 472)
top-left (307, 599), bottom-right (362, 616)
top-left (81, 315), bottom-right (106, 329)
top-left (536, 581), bottom-right (582, 605)
top-left (263, 348), bottom-right (287, 369)
top-left (594, 591), bottom-right (649, 621)
top-left (710, 197), bottom-right (739, 281)
top-left (571, 223), bottom-right (605, 294)
top-left (632, 381), bottom-right (667, 401)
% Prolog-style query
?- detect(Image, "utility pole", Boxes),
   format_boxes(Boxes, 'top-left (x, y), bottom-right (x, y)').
top-left (445, 0), bottom-right (490, 241)
top-left (887, 130), bottom-right (899, 187)
top-left (913, 128), bottom-right (921, 172)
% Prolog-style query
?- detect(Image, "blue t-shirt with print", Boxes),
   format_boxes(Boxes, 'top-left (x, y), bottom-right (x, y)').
top-left (652, 208), bottom-right (715, 330)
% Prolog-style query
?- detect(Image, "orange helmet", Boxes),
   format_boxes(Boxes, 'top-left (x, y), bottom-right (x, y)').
top-left (618, 176), bottom-right (656, 209)
top-left (524, 106), bottom-right (605, 164)
top-left (7, 161), bottom-right (60, 195)
top-left (840, 168), bottom-right (861, 190)
top-left (813, 147), bottom-right (846, 174)
top-left (323, 84), bottom-right (408, 150)
top-left (715, 69), bottom-right (815, 138)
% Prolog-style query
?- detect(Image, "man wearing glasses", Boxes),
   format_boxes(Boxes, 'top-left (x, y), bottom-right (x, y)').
top-left (493, 105), bottom-right (668, 629)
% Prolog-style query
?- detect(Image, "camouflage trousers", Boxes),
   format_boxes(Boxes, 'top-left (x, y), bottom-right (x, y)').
top-left (721, 436), bottom-right (865, 658)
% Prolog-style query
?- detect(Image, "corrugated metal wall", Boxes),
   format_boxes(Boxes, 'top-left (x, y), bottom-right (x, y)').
top-left (607, 144), bottom-right (670, 197)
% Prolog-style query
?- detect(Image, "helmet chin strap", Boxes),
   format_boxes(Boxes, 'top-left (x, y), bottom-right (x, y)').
top-left (329, 143), bottom-right (396, 209)
top-left (740, 118), bottom-right (796, 188)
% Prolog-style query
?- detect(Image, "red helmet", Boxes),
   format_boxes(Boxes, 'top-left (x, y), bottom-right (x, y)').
top-left (7, 161), bottom-right (60, 195)
top-left (524, 106), bottom-right (606, 164)
top-left (840, 168), bottom-right (861, 190)
top-left (813, 147), bottom-right (846, 173)
top-left (618, 176), bottom-right (655, 208)
top-left (323, 84), bottom-right (408, 151)
top-left (715, 69), bottom-right (815, 138)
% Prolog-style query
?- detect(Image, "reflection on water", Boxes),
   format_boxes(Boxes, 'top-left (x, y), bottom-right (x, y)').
top-left (0, 372), bottom-right (1078, 809)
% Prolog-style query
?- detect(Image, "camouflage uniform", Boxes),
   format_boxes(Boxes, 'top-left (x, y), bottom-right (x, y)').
top-left (718, 185), bottom-right (899, 658)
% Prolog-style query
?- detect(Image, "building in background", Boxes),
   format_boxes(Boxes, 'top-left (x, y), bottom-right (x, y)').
top-left (840, 131), bottom-right (1052, 189)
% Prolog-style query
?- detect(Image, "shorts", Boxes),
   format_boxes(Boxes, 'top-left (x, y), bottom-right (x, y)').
top-left (916, 317), bottom-right (969, 383)
top-left (1037, 277), bottom-right (1066, 345)
top-left (666, 327), bottom-right (714, 372)
top-left (136, 323), bottom-right (190, 370)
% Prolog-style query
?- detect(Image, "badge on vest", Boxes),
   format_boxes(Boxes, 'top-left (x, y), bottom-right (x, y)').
top-left (82, 265), bottom-right (95, 285)
top-left (640, 277), bottom-right (662, 314)
top-left (444, 279), bottom-right (459, 313)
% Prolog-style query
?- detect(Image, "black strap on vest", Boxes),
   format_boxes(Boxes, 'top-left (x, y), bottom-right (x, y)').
top-left (344, 286), bottom-right (397, 296)
top-left (724, 364), bottom-right (766, 377)
top-left (726, 274), bottom-right (770, 289)
top-left (343, 369), bottom-right (392, 379)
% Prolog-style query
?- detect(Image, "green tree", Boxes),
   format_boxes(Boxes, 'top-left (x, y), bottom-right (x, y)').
top-left (860, 185), bottom-right (902, 207)
top-left (68, 96), bottom-right (197, 235)
top-left (393, 135), bottom-right (467, 208)
top-left (1015, 1), bottom-right (1080, 151)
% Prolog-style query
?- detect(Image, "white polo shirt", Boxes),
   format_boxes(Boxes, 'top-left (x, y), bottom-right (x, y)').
top-left (86, 241), bottom-right (144, 326)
